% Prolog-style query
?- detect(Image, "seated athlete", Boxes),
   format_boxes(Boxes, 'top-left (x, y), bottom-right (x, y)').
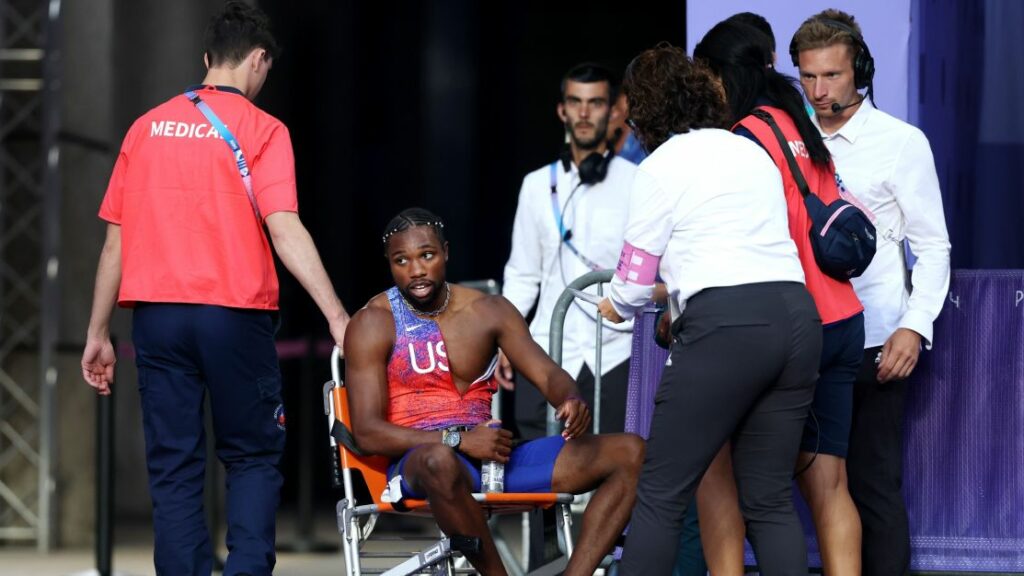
top-left (344, 207), bottom-right (644, 576)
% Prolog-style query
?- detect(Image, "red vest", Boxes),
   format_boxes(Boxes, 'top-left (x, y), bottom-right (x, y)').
top-left (736, 106), bottom-right (862, 325)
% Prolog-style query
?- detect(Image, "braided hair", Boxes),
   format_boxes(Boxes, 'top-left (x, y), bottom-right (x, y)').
top-left (382, 207), bottom-right (447, 254)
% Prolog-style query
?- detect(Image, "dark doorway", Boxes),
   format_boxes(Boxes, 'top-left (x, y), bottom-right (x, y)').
top-left (258, 0), bottom-right (686, 539)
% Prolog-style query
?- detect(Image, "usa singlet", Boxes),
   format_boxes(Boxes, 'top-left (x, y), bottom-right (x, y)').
top-left (385, 287), bottom-right (499, 430)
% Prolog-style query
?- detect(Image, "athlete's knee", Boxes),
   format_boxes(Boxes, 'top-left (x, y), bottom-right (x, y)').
top-left (415, 444), bottom-right (467, 496)
top-left (599, 433), bottom-right (644, 478)
top-left (621, 434), bottom-right (645, 473)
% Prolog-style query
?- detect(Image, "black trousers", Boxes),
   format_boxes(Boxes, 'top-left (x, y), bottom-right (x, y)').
top-left (847, 346), bottom-right (911, 576)
top-left (619, 282), bottom-right (821, 575)
top-left (514, 357), bottom-right (631, 439)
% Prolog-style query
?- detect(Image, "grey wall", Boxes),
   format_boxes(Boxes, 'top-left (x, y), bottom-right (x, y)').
top-left (57, 0), bottom-right (114, 547)
top-left (57, 0), bottom-right (227, 546)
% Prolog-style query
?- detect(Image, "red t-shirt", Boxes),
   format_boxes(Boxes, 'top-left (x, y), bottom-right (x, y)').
top-left (736, 106), bottom-right (863, 325)
top-left (99, 86), bottom-right (297, 309)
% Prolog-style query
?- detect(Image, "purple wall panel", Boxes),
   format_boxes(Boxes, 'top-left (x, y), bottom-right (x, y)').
top-left (686, 0), bottom-right (911, 122)
top-left (903, 270), bottom-right (1024, 571)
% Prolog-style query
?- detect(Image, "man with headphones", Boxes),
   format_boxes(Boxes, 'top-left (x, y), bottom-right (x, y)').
top-left (792, 10), bottom-right (951, 575)
top-left (501, 62), bottom-right (637, 441)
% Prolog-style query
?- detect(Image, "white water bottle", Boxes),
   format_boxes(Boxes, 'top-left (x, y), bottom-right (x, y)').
top-left (481, 423), bottom-right (505, 493)
top-left (482, 459), bottom-right (505, 493)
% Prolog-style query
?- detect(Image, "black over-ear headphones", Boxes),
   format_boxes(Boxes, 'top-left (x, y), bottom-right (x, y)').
top-left (790, 18), bottom-right (875, 90)
top-left (559, 145), bottom-right (615, 186)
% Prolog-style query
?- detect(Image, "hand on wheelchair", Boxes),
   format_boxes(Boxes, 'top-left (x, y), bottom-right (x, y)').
top-left (459, 420), bottom-right (514, 463)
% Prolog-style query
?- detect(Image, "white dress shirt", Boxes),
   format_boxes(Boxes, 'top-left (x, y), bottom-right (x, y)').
top-left (609, 129), bottom-right (805, 318)
top-left (813, 101), bottom-right (951, 348)
top-left (503, 155), bottom-right (636, 378)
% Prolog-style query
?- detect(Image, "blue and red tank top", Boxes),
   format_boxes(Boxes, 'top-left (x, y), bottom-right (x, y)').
top-left (385, 286), bottom-right (499, 431)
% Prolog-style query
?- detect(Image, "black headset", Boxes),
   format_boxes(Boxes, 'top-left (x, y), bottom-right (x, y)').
top-left (790, 18), bottom-right (875, 90)
top-left (559, 144), bottom-right (615, 186)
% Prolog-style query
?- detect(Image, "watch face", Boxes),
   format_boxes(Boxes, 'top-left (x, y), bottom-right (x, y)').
top-left (444, 430), bottom-right (461, 448)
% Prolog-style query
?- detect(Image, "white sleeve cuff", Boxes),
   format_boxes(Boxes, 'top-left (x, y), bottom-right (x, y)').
top-left (609, 279), bottom-right (653, 321)
top-left (898, 308), bottom-right (935, 349)
top-left (610, 297), bottom-right (636, 321)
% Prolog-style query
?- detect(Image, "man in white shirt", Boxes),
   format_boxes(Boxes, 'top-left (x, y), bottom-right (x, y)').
top-left (792, 10), bottom-right (952, 575)
top-left (501, 62), bottom-right (637, 440)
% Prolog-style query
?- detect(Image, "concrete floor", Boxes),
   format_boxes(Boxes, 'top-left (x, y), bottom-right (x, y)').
top-left (0, 513), bottom-right (531, 576)
top-left (0, 547), bottom-right (343, 576)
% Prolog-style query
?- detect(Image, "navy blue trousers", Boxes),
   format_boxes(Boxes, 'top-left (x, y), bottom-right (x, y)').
top-left (133, 304), bottom-right (285, 576)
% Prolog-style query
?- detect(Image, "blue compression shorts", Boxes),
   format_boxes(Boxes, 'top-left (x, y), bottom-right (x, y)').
top-left (387, 435), bottom-right (566, 498)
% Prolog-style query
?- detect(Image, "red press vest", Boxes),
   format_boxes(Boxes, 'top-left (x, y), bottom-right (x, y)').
top-left (736, 106), bottom-right (863, 325)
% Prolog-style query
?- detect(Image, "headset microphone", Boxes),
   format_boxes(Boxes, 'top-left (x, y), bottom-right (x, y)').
top-left (830, 94), bottom-right (866, 114)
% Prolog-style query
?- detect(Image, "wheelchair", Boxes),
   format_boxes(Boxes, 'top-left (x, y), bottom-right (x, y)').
top-left (324, 347), bottom-right (576, 575)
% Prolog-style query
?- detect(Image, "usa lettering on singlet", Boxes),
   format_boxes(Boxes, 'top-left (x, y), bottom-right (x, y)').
top-left (384, 287), bottom-right (498, 431)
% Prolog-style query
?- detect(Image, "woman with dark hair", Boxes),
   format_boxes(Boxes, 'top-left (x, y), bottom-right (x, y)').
top-left (693, 20), bottom-right (867, 576)
top-left (596, 44), bottom-right (821, 574)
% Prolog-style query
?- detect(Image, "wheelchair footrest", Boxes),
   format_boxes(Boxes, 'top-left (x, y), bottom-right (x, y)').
top-left (380, 537), bottom-right (453, 576)
top-left (361, 551), bottom-right (430, 558)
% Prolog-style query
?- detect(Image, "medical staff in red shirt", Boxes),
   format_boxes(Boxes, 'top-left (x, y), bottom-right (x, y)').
top-left (80, 3), bottom-right (350, 575)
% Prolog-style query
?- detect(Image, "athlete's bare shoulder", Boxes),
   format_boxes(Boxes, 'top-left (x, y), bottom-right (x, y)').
top-left (345, 293), bottom-right (395, 355)
top-left (454, 288), bottom-right (521, 326)
top-left (449, 283), bottom-right (486, 307)
top-left (365, 291), bottom-right (392, 312)
top-left (442, 284), bottom-right (502, 333)
top-left (450, 284), bottom-right (512, 315)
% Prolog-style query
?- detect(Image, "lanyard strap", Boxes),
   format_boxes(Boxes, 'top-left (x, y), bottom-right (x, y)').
top-left (549, 161), bottom-right (602, 271)
top-left (184, 90), bottom-right (262, 221)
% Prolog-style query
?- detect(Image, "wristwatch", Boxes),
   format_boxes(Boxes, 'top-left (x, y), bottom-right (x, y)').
top-left (441, 428), bottom-right (462, 450)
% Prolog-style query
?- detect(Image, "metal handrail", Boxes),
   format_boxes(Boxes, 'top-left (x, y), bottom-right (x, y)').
top-left (546, 269), bottom-right (615, 436)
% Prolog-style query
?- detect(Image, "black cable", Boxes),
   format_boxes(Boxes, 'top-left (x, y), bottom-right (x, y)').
top-left (555, 182), bottom-right (600, 321)
top-left (556, 182), bottom-right (620, 327)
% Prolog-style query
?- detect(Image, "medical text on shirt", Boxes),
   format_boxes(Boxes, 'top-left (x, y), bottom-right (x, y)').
top-left (150, 120), bottom-right (225, 140)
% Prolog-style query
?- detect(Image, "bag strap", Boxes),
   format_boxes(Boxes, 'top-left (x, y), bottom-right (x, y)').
top-left (748, 109), bottom-right (812, 200)
top-left (185, 90), bottom-right (263, 221)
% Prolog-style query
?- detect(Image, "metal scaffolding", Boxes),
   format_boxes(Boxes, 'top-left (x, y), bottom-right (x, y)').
top-left (0, 0), bottom-right (61, 551)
